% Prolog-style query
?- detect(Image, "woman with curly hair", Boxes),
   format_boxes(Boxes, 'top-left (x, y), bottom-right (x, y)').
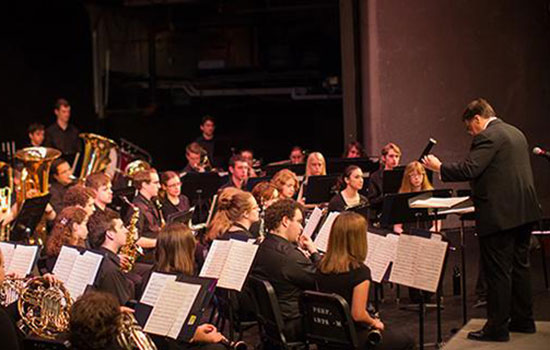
top-left (41, 206), bottom-right (88, 273)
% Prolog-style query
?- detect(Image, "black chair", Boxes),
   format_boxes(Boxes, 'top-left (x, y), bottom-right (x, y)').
top-left (301, 290), bottom-right (360, 349)
top-left (212, 289), bottom-right (258, 341)
top-left (247, 276), bottom-right (305, 350)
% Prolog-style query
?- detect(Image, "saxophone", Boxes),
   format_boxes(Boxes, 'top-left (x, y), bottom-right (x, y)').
top-left (120, 202), bottom-right (142, 273)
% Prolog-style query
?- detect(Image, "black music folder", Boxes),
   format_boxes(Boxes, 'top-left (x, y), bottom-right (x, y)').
top-left (135, 273), bottom-right (216, 342)
top-left (265, 162), bottom-right (306, 176)
top-left (10, 194), bottom-right (50, 242)
top-left (304, 175), bottom-right (339, 204)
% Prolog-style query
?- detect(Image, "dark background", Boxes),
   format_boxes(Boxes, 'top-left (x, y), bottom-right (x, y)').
top-left (1, 0), bottom-right (550, 214)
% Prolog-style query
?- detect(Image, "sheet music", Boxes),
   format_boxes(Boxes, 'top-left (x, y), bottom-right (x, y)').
top-left (217, 240), bottom-right (259, 291)
top-left (365, 233), bottom-right (399, 283)
top-left (0, 242), bottom-right (15, 270)
top-left (140, 272), bottom-right (177, 306)
top-left (53, 246), bottom-right (80, 283)
top-left (389, 234), bottom-right (448, 293)
top-left (8, 245), bottom-right (38, 276)
top-left (302, 207), bottom-right (323, 238)
top-left (144, 280), bottom-right (201, 339)
top-left (199, 240), bottom-right (231, 279)
top-left (438, 206), bottom-right (475, 215)
top-left (409, 196), bottom-right (470, 209)
top-left (314, 212), bottom-right (340, 252)
top-left (65, 251), bottom-right (103, 299)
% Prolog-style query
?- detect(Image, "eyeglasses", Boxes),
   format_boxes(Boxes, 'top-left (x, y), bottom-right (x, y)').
top-left (167, 182), bottom-right (181, 188)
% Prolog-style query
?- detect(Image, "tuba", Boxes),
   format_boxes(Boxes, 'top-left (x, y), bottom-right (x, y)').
top-left (79, 133), bottom-right (118, 180)
top-left (17, 276), bottom-right (72, 339)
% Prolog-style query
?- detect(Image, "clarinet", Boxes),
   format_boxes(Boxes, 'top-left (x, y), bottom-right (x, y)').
top-left (220, 339), bottom-right (248, 350)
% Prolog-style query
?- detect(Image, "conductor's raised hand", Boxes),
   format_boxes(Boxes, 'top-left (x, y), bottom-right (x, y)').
top-left (422, 155), bottom-right (442, 173)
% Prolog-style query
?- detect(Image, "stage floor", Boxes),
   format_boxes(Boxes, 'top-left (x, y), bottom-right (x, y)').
top-left (443, 318), bottom-right (550, 350)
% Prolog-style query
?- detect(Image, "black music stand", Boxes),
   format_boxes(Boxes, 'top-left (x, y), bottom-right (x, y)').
top-left (167, 207), bottom-right (195, 225)
top-left (245, 176), bottom-right (272, 192)
top-left (326, 157), bottom-right (380, 175)
top-left (110, 187), bottom-right (136, 218)
top-left (10, 194), bottom-right (50, 242)
top-left (304, 175), bottom-right (339, 204)
top-left (180, 173), bottom-right (224, 222)
top-left (265, 163), bottom-right (305, 176)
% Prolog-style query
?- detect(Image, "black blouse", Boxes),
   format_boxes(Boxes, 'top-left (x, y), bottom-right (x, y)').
top-left (316, 264), bottom-right (372, 310)
top-left (160, 194), bottom-right (191, 220)
top-left (327, 192), bottom-right (368, 212)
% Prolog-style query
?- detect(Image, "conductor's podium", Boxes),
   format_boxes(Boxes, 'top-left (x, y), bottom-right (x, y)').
top-left (443, 318), bottom-right (550, 350)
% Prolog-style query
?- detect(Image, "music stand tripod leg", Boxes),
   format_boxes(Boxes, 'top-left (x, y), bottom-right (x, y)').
top-left (460, 219), bottom-right (468, 325)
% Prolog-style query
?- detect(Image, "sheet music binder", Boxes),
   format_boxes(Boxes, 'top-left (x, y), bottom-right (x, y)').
top-left (180, 173), bottom-right (224, 202)
top-left (135, 273), bottom-right (216, 342)
top-left (0, 241), bottom-right (41, 276)
top-left (10, 194), bottom-right (51, 242)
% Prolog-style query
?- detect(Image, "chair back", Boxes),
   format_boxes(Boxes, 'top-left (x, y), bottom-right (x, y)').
top-left (248, 275), bottom-right (289, 345)
top-left (301, 290), bottom-right (359, 349)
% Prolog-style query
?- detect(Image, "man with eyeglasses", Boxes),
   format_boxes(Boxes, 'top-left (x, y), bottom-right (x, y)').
top-left (251, 198), bottom-right (319, 342)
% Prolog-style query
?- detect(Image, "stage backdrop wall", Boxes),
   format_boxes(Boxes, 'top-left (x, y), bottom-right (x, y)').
top-left (360, 0), bottom-right (550, 216)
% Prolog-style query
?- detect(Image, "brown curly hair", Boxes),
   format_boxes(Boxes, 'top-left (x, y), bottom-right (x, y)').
top-left (45, 206), bottom-right (87, 257)
top-left (69, 291), bottom-right (121, 350)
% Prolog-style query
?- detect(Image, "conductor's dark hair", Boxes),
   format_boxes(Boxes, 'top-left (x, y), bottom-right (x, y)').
top-left (264, 198), bottom-right (304, 233)
top-left (54, 98), bottom-right (70, 110)
top-left (69, 291), bottom-right (121, 350)
top-left (201, 115), bottom-right (215, 125)
top-left (462, 98), bottom-right (496, 121)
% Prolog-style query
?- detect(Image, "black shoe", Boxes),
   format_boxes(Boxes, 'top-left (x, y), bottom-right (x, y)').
top-left (467, 329), bottom-right (509, 342)
top-left (509, 322), bottom-right (536, 334)
top-left (473, 299), bottom-right (487, 308)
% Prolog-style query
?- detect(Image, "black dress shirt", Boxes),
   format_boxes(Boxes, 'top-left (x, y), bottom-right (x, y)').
top-left (130, 194), bottom-right (162, 239)
top-left (95, 247), bottom-right (135, 305)
top-left (44, 122), bottom-right (81, 155)
top-left (195, 135), bottom-right (215, 163)
top-left (251, 233), bottom-right (320, 320)
top-left (160, 195), bottom-right (191, 220)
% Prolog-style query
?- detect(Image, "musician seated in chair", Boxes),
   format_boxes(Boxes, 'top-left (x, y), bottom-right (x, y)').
top-left (251, 198), bottom-right (319, 342)
top-left (328, 165), bottom-right (368, 212)
top-left (183, 142), bottom-right (210, 174)
top-left (316, 212), bottom-right (415, 350)
top-left (160, 171), bottom-right (191, 219)
top-left (219, 155), bottom-right (249, 191)
top-left (49, 158), bottom-right (75, 214)
top-left (88, 210), bottom-right (135, 306)
top-left (63, 184), bottom-right (96, 218)
top-left (85, 172), bottom-right (118, 228)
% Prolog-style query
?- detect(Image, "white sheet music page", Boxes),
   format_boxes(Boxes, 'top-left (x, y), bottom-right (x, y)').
top-left (409, 196), bottom-right (470, 209)
top-left (314, 212), bottom-right (340, 252)
top-left (0, 242), bottom-right (15, 271)
top-left (199, 240), bottom-right (231, 279)
top-left (365, 233), bottom-right (394, 283)
top-left (53, 246), bottom-right (80, 283)
top-left (144, 280), bottom-right (201, 339)
top-left (302, 207), bottom-right (323, 238)
top-left (65, 251), bottom-right (103, 299)
top-left (217, 240), bottom-right (259, 291)
top-left (140, 272), bottom-right (177, 306)
top-left (389, 234), bottom-right (447, 293)
top-left (8, 244), bottom-right (39, 276)
top-left (167, 282), bottom-right (201, 339)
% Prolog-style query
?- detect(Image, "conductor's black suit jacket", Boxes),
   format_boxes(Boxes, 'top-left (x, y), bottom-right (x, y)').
top-left (441, 119), bottom-right (540, 236)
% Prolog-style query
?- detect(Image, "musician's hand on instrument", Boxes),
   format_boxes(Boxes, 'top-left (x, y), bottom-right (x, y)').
top-left (6, 272), bottom-right (23, 279)
top-left (120, 306), bottom-right (135, 314)
top-left (299, 234), bottom-right (318, 254)
top-left (192, 323), bottom-right (227, 343)
top-left (373, 319), bottom-right (385, 331)
top-left (43, 273), bottom-right (61, 285)
top-left (422, 155), bottom-right (442, 172)
top-left (118, 254), bottom-right (131, 270)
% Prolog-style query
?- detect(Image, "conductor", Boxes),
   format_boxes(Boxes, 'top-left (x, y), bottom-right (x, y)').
top-left (422, 98), bottom-right (541, 342)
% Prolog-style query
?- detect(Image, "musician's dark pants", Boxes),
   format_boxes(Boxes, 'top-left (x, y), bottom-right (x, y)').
top-left (479, 223), bottom-right (534, 334)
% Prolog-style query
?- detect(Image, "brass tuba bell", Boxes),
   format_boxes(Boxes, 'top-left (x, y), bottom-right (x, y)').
top-left (79, 133), bottom-right (118, 180)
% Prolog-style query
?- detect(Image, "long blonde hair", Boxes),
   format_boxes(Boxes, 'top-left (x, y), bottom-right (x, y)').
top-left (270, 169), bottom-right (299, 198)
top-left (305, 152), bottom-right (327, 177)
top-left (399, 161), bottom-right (433, 193)
top-left (319, 212), bottom-right (368, 274)
top-left (155, 223), bottom-right (196, 276)
top-left (206, 188), bottom-right (254, 241)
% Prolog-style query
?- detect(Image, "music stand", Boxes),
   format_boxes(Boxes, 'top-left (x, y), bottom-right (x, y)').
top-left (110, 186), bottom-right (136, 218)
top-left (265, 163), bottom-right (305, 176)
top-left (10, 194), bottom-right (50, 242)
top-left (304, 175), bottom-right (339, 204)
top-left (180, 173), bottom-right (224, 221)
top-left (167, 207), bottom-right (195, 225)
top-left (383, 167), bottom-right (434, 195)
top-left (245, 176), bottom-right (272, 192)
top-left (326, 157), bottom-right (380, 175)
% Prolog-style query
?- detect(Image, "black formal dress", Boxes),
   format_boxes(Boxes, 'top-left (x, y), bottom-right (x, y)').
top-left (317, 264), bottom-right (414, 350)
top-left (327, 192), bottom-right (368, 212)
top-left (251, 233), bottom-right (321, 341)
top-left (440, 118), bottom-right (541, 336)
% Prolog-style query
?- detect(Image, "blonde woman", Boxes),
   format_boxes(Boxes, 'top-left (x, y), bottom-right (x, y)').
top-left (298, 152), bottom-right (326, 203)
